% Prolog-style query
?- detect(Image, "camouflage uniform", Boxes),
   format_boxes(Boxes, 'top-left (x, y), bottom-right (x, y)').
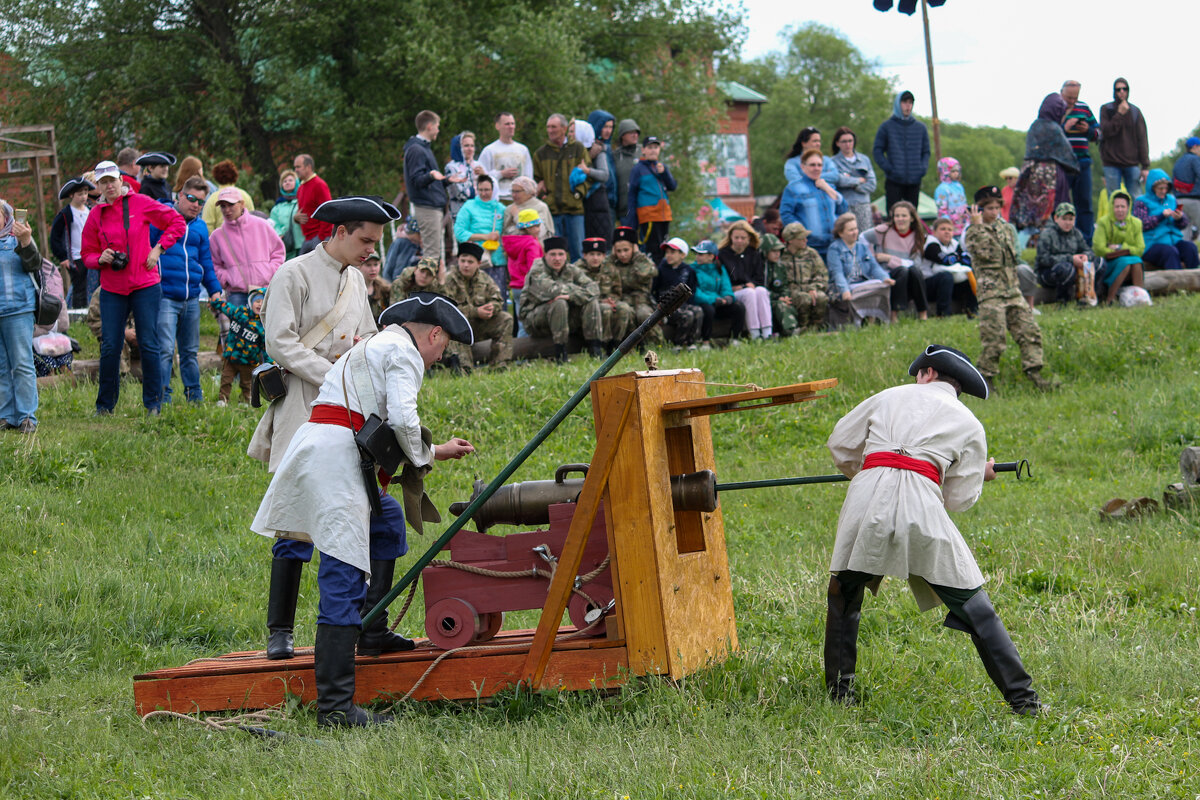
top-left (778, 245), bottom-right (830, 332)
top-left (365, 276), bottom-right (391, 323)
top-left (519, 259), bottom-right (602, 344)
top-left (575, 257), bottom-right (634, 344)
top-left (765, 258), bottom-right (798, 336)
top-left (389, 266), bottom-right (471, 364)
top-left (963, 219), bottom-right (1043, 378)
top-left (444, 267), bottom-right (513, 368)
top-left (606, 251), bottom-right (662, 343)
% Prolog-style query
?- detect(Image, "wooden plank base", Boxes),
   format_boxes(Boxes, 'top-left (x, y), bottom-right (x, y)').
top-left (133, 629), bottom-right (628, 715)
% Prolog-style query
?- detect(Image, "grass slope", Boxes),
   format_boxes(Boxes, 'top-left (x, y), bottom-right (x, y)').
top-left (1, 297), bottom-right (1198, 799)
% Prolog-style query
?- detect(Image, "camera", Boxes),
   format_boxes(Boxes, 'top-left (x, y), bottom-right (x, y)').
top-left (110, 252), bottom-right (130, 271)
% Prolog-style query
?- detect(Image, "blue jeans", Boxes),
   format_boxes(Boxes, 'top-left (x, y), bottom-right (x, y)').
top-left (158, 297), bottom-right (202, 402)
top-left (98, 284), bottom-right (163, 412)
top-left (509, 287), bottom-right (527, 337)
top-left (551, 213), bottom-right (585, 262)
top-left (0, 311), bottom-right (38, 426)
top-left (1103, 165), bottom-right (1142, 196)
top-left (1069, 157), bottom-right (1095, 239)
top-left (86, 268), bottom-right (100, 303)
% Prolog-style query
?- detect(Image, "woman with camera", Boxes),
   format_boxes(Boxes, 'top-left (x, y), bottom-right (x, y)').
top-left (81, 160), bottom-right (187, 415)
top-left (0, 201), bottom-right (43, 433)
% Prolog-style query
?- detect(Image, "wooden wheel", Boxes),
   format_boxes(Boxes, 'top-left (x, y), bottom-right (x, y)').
top-left (425, 597), bottom-right (483, 650)
top-left (473, 611), bottom-right (504, 643)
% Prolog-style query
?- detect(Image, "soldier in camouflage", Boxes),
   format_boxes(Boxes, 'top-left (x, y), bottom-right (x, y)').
top-left (444, 242), bottom-right (513, 370)
top-left (576, 237), bottom-right (633, 351)
top-left (761, 233), bottom-right (798, 337)
top-left (963, 186), bottom-right (1054, 393)
top-left (779, 222), bottom-right (830, 333)
top-left (519, 236), bottom-right (603, 362)
top-left (389, 256), bottom-right (470, 373)
top-left (607, 226), bottom-right (662, 343)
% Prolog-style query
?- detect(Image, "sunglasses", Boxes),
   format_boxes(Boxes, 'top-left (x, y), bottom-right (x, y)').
top-left (1115, 86), bottom-right (1129, 92)
top-left (183, 193), bottom-right (204, 204)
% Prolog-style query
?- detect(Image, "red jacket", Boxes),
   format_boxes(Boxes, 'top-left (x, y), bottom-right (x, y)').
top-left (297, 175), bottom-right (333, 241)
top-left (82, 190), bottom-right (186, 295)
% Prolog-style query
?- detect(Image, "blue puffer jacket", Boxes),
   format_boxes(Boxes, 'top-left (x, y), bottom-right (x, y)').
top-left (873, 92), bottom-right (931, 185)
top-left (151, 214), bottom-right (223, 301)
top-left (404, 135), bottom-right (448, 209)
top-left (691, 260), bottom-right (735, 305)
top-left (0, 235), bottom-right (38, 317)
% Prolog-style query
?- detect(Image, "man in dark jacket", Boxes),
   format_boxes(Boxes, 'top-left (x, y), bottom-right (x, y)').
top-left (1099, 78), bottom-right (1150, 196)
top-left (612, 119), bottom-right (642, 221)
top-left (873, 90), bottom-right (931, 211)
top-left (150, 177), bottom-right (224, 403)
top-left (534, 114), bottom-right (590, 263)
top-left (404, 110), bottom-right (463, 266)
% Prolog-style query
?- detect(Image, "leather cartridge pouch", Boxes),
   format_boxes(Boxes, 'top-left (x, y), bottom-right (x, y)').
top-left (250, 363), bottom-right (287, 408)
top-left (354, 413), bottom-right (404, 477)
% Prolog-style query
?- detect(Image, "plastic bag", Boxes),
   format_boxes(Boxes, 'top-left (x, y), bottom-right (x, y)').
top-left (1117, 285), bottom-right (1152, 307)
top-left (33, 331), bottom-right (72, 356)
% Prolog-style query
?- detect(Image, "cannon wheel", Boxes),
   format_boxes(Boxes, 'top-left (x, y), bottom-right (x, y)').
top-left (425, 597), bottom-right (486, 650)
top-left (473, 612), bottom-right (504, 643)
top-left (568, 585), bottom-right (614, 635)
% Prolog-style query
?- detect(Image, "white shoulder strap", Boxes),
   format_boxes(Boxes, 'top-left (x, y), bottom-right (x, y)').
top-left (347, 341), bottom-right (381, 420)
top-left (300, 268), bottom-right (355, 350)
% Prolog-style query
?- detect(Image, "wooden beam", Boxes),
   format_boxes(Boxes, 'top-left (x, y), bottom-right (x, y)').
top-left (520, 386), bottom-right (634, 687)
top-left (660, 378), bottom-right (838, 418)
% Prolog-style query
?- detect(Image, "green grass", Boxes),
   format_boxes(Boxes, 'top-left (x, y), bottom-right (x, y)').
top-left (2, 297), bottom-right (1199, 798)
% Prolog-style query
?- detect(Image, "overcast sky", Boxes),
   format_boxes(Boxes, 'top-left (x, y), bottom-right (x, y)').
top-left (738, 1), bottom-right (1193, 159)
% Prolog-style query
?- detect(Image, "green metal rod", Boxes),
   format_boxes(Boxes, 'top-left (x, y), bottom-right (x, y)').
top-left (362, 285), bottom-right (693, 627)
top-left (716, 475), bottom-right (847, 491)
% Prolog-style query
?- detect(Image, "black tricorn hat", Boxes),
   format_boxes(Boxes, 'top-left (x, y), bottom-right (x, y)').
top-left (908, 344), bottom-right (988, 399)
top-left (457, 241), bottom-right (485, 261)
top-left (313, 196), bottom-right (402, 226)
top-left (59, 176), bottom-right (95, 200)
top-left (135, 152), bottom-right (177, 167)
top-left (379, 292), bottom-right (473, 345)
top-left (613, 226), bottom-right (638, 245)
top-left (974, 185), bottom-right (1003, 206)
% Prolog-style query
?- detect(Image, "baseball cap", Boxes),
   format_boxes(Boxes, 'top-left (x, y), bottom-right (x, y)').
top-left (692, 240), bottom-right (718, 255)
top-left (661, 237), bottom-right (688, 252)
top-left (217, 187), bottom-right (242, 204)
top-left (93, 161), bottom-right (121, 181)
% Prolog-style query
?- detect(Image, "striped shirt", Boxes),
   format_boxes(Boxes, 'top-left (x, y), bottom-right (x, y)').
top-left (1063, 100), bottom-right (1099, 158)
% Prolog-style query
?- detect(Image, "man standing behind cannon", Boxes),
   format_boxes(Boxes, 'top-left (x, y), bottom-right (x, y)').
top-left (252, 294), bottom-right (475, 726)
top-left (822, 344), bottom-right (1041, 716)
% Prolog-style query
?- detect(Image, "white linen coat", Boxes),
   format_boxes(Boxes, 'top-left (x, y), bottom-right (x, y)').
top-left (826, 380), bottom-right (987, 611)
top-left (251, 326), bottom-right (433, 576)
top-left (247, 244), bottom-right (377, 471)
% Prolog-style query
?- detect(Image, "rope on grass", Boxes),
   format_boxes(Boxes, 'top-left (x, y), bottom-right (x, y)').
top-left (140, 708), bottom-right (285, 731)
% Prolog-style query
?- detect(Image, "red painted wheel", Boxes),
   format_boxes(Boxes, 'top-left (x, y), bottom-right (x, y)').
top-left (425, 597), bottom-right (483, 650)
top-left (473, 611), bottom-right (504, 643)
top-left (568, 585), bottom-right (614, 634)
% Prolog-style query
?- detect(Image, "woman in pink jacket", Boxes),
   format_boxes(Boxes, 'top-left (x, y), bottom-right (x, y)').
top-left (207, 187), bottom-right (286, 304)
top-left (82, 160), bottom-right (186, 415)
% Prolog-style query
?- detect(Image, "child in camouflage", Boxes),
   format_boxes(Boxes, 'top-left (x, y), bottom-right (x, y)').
top-left (209, 288), bottom-right (267, 405)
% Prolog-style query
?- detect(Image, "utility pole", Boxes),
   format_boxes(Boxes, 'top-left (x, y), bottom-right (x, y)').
top-left (920, 0), bottom-right (941, 161)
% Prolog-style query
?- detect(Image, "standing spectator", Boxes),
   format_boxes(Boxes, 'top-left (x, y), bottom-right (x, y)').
top-left (830, 127), bottom-right (877, 233)
top-left (1010, 94), bottom-right (1078, 235)
top-left (209, 188), bottom-right (286, 304)
top-left (501, 176), bottom-right (554, 239)
top-left (780, 149), bottom-right (846, 259)
top-left (0, 202), bottom-right (41, 432)
top-left (718, 220), bottom-right (771, 340)
top-left (1171, 136), bottom-right (1200, 241)
top-left (652, 237), bottom-right (703, 347)
top-left (519, 236), bottom-right (603, 361)
top-left (574, 119), bottom-right (613, 245)
top-left (136, 152), bottom-right (176, 203)
top-left (209, 288), bottom-right (265, 405)
top-left (933, 157), bottom-right (968, 235)
top-left (606, 226), bottom-right (660, 343)
top-left (588, 110), bottom-right (618, 234)
top-left (116, 147), bottom-right (141, 193)
top-left (1034, 203), bottom-right (1089, 306)
top-left (201, 160), bottom-right (255, 234)
top-left (357, 252), bottom-right (390, 322)
top-left (405, 110), bottom-right (463, 266)
top-left (576, 237), bottom-right (632, 351)
top-left (444, 241), bottom-right (513, 370)
top-left (784, 127), bottom-right (838, 185)
top-left (1093, 190), bottom-right (1145, 304)
top-left (293, 154), bottom-right (333, 251)
top-left (622, 135), bottom-right (676, 255)
top-left (174, 156), bottom-right (217, 198)
top-left (999, 167), bottom-right (1020, 222)
top-left (445, 131), bottom-right (482, 223)
top-left (611, 119), bottom-right (642, 222)
top-left (453, 175), bottom-right (507, 297)
top-left (689, 240), bottom-right (745, 348)
top-left (824, 213), bottom-right (893, 328)
top-left (1099, 78), bottom-right (1150, 196)
top-left (1133, 170), bottom-right (1199, 270)
top-left (778, 222), bottom-right (830, 333)
top-left (49, 176), bottom-right (95, 308)
top-left (269, 170), bottom-right (304, 260)
top-left (534, 114), bottom-right (589, 262)
top-left (478, 112), bottom-right (533, 204)
top-left (82, 160), bottom-right (187, 415)
top-left (862, 201), bottom-right (931, 322)
top-left (1061, 80), bottom-right (1100, 238)
top-left (153, 178), bottom-right (223, 404)
top-left (383, 218), bottom-right (422, 282)
top-left (873, 90), bottom-right (931, 210)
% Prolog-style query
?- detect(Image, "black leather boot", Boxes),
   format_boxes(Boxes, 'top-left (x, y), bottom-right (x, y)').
top-left (587, 339), bottom-right (605, 358)
top-left (358, 559), bottom-right (416, 656)
top-left (266, 558), bottom-right (303, 660)
top-left (554, 344), bottom-right (569, 363)
top-left (944, 591), bottom-right (1041, 716)
top-left (823, 574), bottom-right (864, 704)
top-left (314, 624), bottom-right (393, 727)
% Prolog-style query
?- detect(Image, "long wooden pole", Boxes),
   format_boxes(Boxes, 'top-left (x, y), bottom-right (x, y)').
top-left (921, 0), bottom-right (941, 162)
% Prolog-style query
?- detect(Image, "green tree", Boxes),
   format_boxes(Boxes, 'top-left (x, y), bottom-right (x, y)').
top-left (920, 121), bottom-right (1026, 202)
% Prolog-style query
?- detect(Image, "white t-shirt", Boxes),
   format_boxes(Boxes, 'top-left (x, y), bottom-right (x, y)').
top-left (69, 205), bottom-right (89, 259)
top-left (478, 139), bottom-right (533, 202)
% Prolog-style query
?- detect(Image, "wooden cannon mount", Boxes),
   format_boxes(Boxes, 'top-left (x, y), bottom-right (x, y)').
top-left (133, 372), bottom-right (837, 714)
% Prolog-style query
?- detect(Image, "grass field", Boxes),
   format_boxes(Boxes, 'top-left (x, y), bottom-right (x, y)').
top-left (1, 296), bottom-right (1198, 799)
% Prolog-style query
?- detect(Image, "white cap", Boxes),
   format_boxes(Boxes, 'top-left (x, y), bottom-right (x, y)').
top-left (661, 236), bottom-right (689, 253)
top-left (93, 161), bottom-right (121, 181)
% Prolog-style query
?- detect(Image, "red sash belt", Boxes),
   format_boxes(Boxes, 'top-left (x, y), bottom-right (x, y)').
top-left (309, 404), bottom-right (391, 489)
top-left (862, 451), bottom-right (941, 485)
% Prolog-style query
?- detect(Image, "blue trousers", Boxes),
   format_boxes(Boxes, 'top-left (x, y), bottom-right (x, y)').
top-left (0, 311), bottom-right (38, 426)
top-left (158, 297), bottom-right (202, 402)
top-left (98, 284), bottom-right (162, 412)
top-left (551, 213), bottom-right (584, 262)
top-left (1144, 241), bottom-right (1199, 271)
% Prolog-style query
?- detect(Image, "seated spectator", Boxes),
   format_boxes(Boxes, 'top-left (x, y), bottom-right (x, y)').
top-left (0, 203), bottom-right (43, 432)
top-left (1035, 203), bottom-right (1090, 305)
top-left (518, 236), bottom-right (602, 361)
top-left (383, 218), bottom-right (422, 282)
top-left (760, 233), bottom-right (797, 337)
top-left (652, 237), bottom-right (703, 347)
top-left (830, 127), bottom-right (877, 233)
top-left (717, 220), bottom-right (771, 340)
top-left (390, 257), bottom-right (447, 304)
top-left (999, 167), bottom-right (1020, 222)
top-left (1092, 190), bottom-right (1145, 304)
top-left (780, 148), bottom-right (846, 258)
top-left (1133, 169), bottom-right (1199, 270)
top-left (50, 176), bottom-right (95, 308)
top-left (575, 237), bottom-right (632, 351)
top-left (752, 207), bottom-right (783, 238)
top-left (777, 222), bottom-right (830, 333)
top-left (689, 240), bottom-right (745, 349)
top-left (923, 217), bottom-right (977, 317)
top-left (501, 209), bottom-right (544, 334)
top-left (861, 200), bottom-right (931, 322)
top-left (502, 176), bottom-right (554, 239)
top-left (269, 170), bottom-right (304, 260)
top-left (607, 227), bottom-right (660, 343)
top-left (201, 159), bottom-right (255, 234)
top-left (444, 242), bottom-right (512, 370)
top-left (454, 174), bottom-right (507, 298)
top-left (208, 288), bottom-right (265, 406)
top-left (358, 251), bottom-right (390, 321)
top-left (825, 212), bottom-right (894, 328)
top-left (1171, 136), bottom-right (1200, 241)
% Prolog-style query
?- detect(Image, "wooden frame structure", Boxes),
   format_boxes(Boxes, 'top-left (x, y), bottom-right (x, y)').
top-left (133, 372), bottom-right (835, 714)
top-left (0, 125), bottom-right (61, 257)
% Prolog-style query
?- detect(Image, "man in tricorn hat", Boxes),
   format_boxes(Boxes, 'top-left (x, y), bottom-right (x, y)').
top-left (252, 293), bottom-right (475, 726)
top-left (822, 344), bottom-right (1041, 716)
top-left (249, 196), bottom-right (398, 663)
